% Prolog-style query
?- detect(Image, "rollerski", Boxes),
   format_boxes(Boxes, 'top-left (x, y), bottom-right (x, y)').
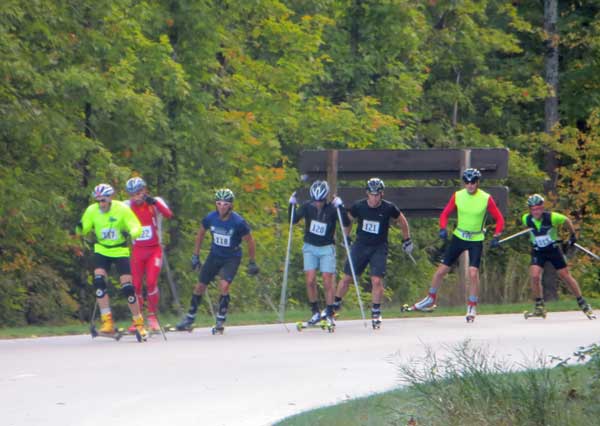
top-left (91, 312), bottom-right (122, 341)
top-left (133, 316), bottom-right (148, 342)
top-left (211, 315), bottom-right (226, 335)
top-left (167, 314), bottom-right (196, 332)
top-left (296, 312), bottom-right (325, 332)
top-left (323, 315), bottom-right (335, 333)
top-left (371, 313), bottom-right (382, 330)
top-left (524, 304), bottom-right (547, 319)
top-left (581, 303), bottom-right (596, 320)
top-left (466, 304), bottom-right (476, 323)
top-left (402, 295), bottom-right (437, 313)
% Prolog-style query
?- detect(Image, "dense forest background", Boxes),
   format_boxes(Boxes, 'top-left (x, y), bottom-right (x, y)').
top-left (2, 0), bottom-right (600, 326)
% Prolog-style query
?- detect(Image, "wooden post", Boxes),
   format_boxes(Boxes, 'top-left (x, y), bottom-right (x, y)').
top-left (327, 150), bottom-right (338, 201)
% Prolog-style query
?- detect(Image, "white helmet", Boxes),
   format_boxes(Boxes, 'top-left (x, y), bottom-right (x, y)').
top-left (309, 180), bottom-right (329, 201)
top-left (93, 184), bottom-right (114, 200)
top-left (125, 177), bottom-right (146, 194)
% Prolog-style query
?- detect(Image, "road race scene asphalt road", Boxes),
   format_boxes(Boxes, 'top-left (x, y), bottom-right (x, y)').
top-left (1, 311), bottom-right (597, 426)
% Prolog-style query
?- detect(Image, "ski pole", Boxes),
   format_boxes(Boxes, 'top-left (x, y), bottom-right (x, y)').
top-left (336, 207), bottom-right (367, 328)
top-left (407, 252), bottom-right (417, 265)
top-left (278, 204), bottom-right (295, 324)
top-left (573, 243), bottom-right (600, 261)
top-left (499, 228), bottom-right (533, 244)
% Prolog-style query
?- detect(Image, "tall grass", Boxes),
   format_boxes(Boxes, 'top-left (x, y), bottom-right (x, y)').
top-left (395, 341), bottom-right (600, 426)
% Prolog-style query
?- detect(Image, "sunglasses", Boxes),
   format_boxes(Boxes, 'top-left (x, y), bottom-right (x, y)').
top-left (97, 198), bottom-right (110, 203)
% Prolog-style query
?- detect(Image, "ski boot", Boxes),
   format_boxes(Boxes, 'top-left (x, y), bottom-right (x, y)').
top-left (524, 304), bottom-right (547, 319)
top-left (296, 311), bottom-right (322, 331)
top-left (91, 312), bottom-right (122, 340)
top-left (174, 314), bottom-right (196, 332)
top-left (126, 321), bottom-right (137, 333)
top-left (402, 295), bottom-right (436, 312)
top-left (466, 304), bottom-right (477, 323)
top-left (580, 303), bottom-right (596, 320)
top-left (133, 315), bottom-right (148, 342)
top-left (211, 315), bottom-right (226, 335)
top-left (371, 312), bottom-right (382, 330)
top-left (99, 312), bottom-right (116, 334)
top-left (147, 313), bottom-right (161, 332)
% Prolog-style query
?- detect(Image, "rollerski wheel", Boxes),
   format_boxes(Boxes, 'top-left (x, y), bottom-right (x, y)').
top-left (91, 325), bottom-right (122, 341)
top-left (523, 308), bottom-right (547, 319)
top-left (295, 322), bottom-right (305, 332)
top-left (401, 303), bottom-right (437, 313)
top-left (163, 323), bottom-right (195, 333)
top-left (211, 326), bottom-right (224, 335)
top-left (371, 320), bottom-right (381, 330)
top-left (584, 311), bottom-right (597, 320)
top-left (134, 329), bottom-right (148, 342)
top-left (466, 315), bottom-right (475, 323)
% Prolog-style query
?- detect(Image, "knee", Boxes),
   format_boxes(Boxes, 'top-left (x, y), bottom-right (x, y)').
top-left (121, 283), bottom-right (137, 305)
top-left (93, 275), bottom-right (107, 298)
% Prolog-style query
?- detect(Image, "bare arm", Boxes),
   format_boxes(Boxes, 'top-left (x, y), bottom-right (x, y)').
top-left (396, 212), bottom-right (411, 240)
top-left (194, 225), bottom-right (207, 256)
top-left (242, 233), bottom-right (256, 261)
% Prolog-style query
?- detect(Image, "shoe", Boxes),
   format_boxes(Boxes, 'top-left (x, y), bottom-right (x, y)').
top-left (466, 304), bottom-right (477, 323)
top-left (134, 316), bottom-right (148, 340)
top-left (307, 311), bottom-right (321, 326)
top-left (127, 321), bottom-right (137, 333)
top-left (412, 295), bottom-right (436, 311)
top-left (176, 314), bottom-right (195, 331)
top-left (147, 313), bottom-right (160, 331)
top-left (99, 312), bottom-right (115, 334)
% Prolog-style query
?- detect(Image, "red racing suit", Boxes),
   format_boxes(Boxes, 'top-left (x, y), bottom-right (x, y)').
top-left (125, 197), bottom-right (173, 314)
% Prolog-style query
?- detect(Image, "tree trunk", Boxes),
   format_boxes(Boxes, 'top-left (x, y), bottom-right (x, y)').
top-left (542, 0), bottom-right (560, 300)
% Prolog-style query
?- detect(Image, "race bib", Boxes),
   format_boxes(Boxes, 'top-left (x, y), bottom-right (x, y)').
top-left (309, 220), bottom-right (327, 236)
top-left (534, 235), bottom-right (554, 248)
top-left (137, 226), bottom-right (153, 241)
top-left (213, 233), bottom-right (231, 247)
top-left (362, 220), bottom-right (380, 234)
top-left (100, 228), bottom-right (119, 241)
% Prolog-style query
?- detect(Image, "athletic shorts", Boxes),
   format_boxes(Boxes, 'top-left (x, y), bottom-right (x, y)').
top-left (442, 237), bottom-right (483, 268)
top-left (343, 242), bottom-right (388, 277)
top-left (303, 243), bottom-right (336, 274)
top-left (94, 253), bottom-right (131, 275)
top-left (531, 247), bottom-right (567, 270)
top-left (200, 253), bottom-right (242, 284)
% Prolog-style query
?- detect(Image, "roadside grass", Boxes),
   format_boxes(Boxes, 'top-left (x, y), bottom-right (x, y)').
top-left (1, 298), bottom-right (597, 339)
top-left (276, 342), bottom-right (600, 426)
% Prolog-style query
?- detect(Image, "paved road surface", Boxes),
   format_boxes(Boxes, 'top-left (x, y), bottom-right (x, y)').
top-left (1, 311), bottom-right (597, 426)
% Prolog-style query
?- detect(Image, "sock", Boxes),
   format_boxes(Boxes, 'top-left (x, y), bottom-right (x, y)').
top-left (188, 293), bottom-right (202, 316)
top-left (577, 296), bottom-right (586, 307)
top-left (535, 297), bottom-right (544, 305)
top-left (334, 296), bottom-right (342, 305)
top-left (372, 303), bottom-right (381, 317)
top-left (218, 294), bottom-right (230, 317)
top-left (310, 301), bottom-right (319, 314)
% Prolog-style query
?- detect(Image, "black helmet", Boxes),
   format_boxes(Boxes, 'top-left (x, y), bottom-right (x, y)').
top-left (527, 193), bottom-right (544, 207)
top-left (462, 168), bottom-right (481, 183)
top-left (215, 188), bottom-right (235, 202)
top-left (366, 177), bottom-right (385, 194)
top-left (309, 180), bottom-right (330, 201)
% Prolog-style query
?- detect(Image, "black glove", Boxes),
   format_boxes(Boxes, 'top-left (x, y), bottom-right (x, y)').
top-left (144, 194), bottom-right (157, 205)
top-left (247, 260), bottom-right (260, 276)
top-left (191, 254), bottom-right (201, 271)
top-left (439, 229), bottom-right (448, 240)
top-left (568, 233), bottom-right (577, 246)
top-left (490, 236), bottom-right (500, 249)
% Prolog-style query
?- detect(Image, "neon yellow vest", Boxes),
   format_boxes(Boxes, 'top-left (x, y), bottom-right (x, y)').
top-left (452, 188), bottom-right (490, 242)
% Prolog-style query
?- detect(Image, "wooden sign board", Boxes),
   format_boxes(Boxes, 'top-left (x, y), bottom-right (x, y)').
top-left (300, 148), bottom-right (509, 180)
